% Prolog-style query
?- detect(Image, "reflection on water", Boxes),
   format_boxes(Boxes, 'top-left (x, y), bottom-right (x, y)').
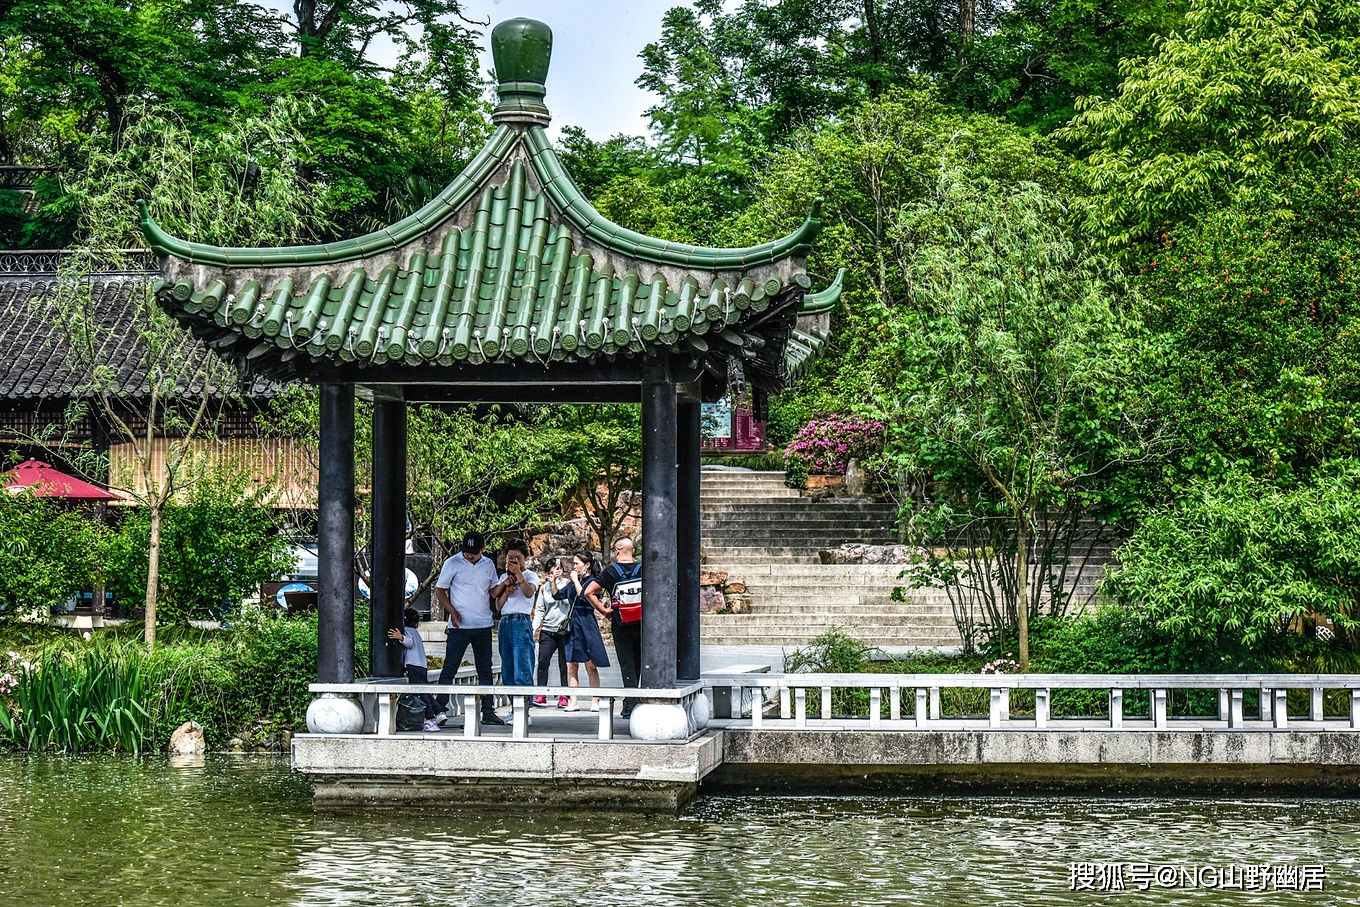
top-left (1, 755), bottom-right (1357, 906)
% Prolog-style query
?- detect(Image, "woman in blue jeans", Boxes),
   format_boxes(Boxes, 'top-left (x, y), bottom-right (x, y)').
top-left (492, 540), bottom-right (539, 691)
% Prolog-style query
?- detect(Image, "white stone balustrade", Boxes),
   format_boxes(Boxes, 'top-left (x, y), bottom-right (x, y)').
top-left (700, 673), bottom-right (1360, 731)
top-left (308, 679), bottom-right (706, 741)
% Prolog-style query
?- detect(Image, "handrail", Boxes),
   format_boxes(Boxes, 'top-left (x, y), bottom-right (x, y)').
top-left (308, 680), bottom-right (705, 742)
top-left (699, 672), bottom-right (1360, 732)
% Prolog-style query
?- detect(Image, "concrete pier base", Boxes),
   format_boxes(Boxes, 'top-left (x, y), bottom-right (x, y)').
top-left (294, 730), bottom-right (723, 812)
top-left (707, 728), bottom-right (1360, 796)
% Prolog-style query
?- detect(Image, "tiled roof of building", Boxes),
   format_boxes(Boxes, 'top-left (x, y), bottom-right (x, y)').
top-left (140, 18), bottom-right (841, 391)
top-left (0, 274), bottom-right (275, 400)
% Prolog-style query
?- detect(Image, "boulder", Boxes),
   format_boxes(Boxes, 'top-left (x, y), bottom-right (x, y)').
top-left (700, 569), bottom-right (728, 586)
top-left (845, 458), bottom-right (870, 497)
top-left (700, 586), bottom-right (726, 613)
top-left (728, 597), bottom-right (752, 615)
top-left (806, 475), bottom-right (845, 491)
top-left (227, 737), bottom-right (247, 753)
top-left (168, 721), bottom-right (206, 756)
top-left (723, 581), bottom-right (747, 595)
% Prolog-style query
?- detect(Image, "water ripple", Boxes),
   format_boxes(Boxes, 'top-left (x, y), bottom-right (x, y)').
top-left (1, 757), bottom-right (1356, 906)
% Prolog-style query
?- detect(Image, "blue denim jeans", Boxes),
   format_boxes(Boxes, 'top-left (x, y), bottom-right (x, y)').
top-left (497, 615), bottom-right (536, 687)
top-left (438, 626), bottom-right (495, 717)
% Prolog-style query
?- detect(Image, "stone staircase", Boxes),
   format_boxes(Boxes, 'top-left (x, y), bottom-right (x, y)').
top-left (699, 470), bottom-right (962, 649)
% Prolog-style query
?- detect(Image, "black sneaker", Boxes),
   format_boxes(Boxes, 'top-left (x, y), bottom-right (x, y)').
top-left (481, 713), bottom-right (507, 726)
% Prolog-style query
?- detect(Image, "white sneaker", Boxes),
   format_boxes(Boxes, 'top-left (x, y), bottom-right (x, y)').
top-left (501, 712), bottom-right (531, 726)
top-left (422, 719), bottom-right (441, 732)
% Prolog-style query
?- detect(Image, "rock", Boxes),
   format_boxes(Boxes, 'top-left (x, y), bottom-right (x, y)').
top-left (699, 546), bottom-right (707, 564)
top-left (828, 543), bottom-right (920, 565)
top-left (168, 721), bottom-right (205, 756)
top-left (723, 581), bottom-right (747, 595)
top-left (700, 586), bottom-right (726, 613)
top-left (806, 475), bottom-right (845, 491)
top-left (729, 597), bottom-right (752, 615)
top-left (227, 737), bottom-right (247, 753)
top-left (700, 569), bottom-right (728, 586)
top-left (845, 458), bottom-right (870, 497)
top-left (801, 486), bottom-right (833, 501)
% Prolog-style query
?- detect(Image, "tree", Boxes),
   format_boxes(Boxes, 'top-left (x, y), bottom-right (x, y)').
top-left (1109, 469), bottom-right (1360, 658)
top-left (876, 173), bottom-right (1152, 668)
top-left (0, 0), bottom-right (290, 141)
top-left (733, 86), bottom-right (1071, 416)
top-left (0, 492), bottom-right (109, 619)
top-left (45, 102), bottom-right (325, 647)
top-left (1134, 152), bottom-right (1360, 489)
top-left (106, 468), bottom-right (295, 624)
top-left (1060, 0), bottom-right (1360, 250)
top-left (542, 405), bottom-right (643, 554)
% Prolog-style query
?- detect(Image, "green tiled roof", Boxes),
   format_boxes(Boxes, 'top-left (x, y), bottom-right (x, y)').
top-left (140, 17), bottom-right (841, 387)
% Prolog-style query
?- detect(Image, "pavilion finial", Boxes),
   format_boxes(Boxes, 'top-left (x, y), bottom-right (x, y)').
top-left (491, 18), bottom-right (552, 127)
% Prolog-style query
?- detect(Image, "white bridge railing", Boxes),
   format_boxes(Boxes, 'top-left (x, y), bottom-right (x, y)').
top-left (310, 675), bottom-right (704, 741)
top-left (700, 673), bottom-right (1360, 731)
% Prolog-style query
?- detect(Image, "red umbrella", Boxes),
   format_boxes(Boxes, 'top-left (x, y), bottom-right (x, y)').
top-left (3, 459), bottom-right (121, 501)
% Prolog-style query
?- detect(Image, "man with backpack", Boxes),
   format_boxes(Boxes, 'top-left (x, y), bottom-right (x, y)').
top-left (583, 536), bottom-right (643, 718)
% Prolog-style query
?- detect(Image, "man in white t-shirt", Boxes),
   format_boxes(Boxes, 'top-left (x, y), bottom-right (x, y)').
top-left (492, 539), bottom-right (538, 688)
top-left (434, 530), bottom-right (504, 725)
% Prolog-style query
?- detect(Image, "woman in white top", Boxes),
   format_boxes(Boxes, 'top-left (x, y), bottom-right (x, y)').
top-left (532, 559), bottom-right (574, 707)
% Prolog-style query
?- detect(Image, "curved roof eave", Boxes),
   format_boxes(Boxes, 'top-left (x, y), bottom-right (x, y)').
top-left (138, 126), bottom-right (518, 267)
top-left (521, 127), bottom-right (822, 270)
top-left (139, 126), bottom-right (824, 275)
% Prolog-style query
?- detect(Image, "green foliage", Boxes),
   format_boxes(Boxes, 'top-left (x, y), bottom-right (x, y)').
top-left (740, 86), bottom-right (1072, 419)
top-left (1061, 0), bottom-right (1360, 249)
top-left (699, 453), bottom-right (786, 472)
top-left (537, 405), bottom-right (642, 551)
top-left (0, 607), bottom-right (368, 752)
top-left (0, 645), bottom-right (155, 752)
top-left (0, 493), bottom-right (108, 618)
top-left (872, 171), bottom-right (1151, 662)
top-left (1108, 469), bottom-right (1360, 651)
top-left (1137, 153), bottom-right (1360, 485)
top-left (784, 627), bottom-right (879, 716)
top-left (105, 472), bottom-right (294, 625)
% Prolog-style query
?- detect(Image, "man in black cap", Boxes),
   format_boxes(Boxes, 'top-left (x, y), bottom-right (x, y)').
top-left (434, 530), bottom-right (505, 725)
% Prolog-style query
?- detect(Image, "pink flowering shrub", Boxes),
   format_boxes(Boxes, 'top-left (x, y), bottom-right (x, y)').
top-left (783, 417), bottom-right (886, 476)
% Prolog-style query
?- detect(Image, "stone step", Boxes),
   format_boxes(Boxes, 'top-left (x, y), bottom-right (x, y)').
top-left (700, 628), bottom-right (963, 643)
top-left (702, 519), bottom-right (897, 529)
top-left (712, 562), bottom-right (913, 579)
top-left (744, 600), bottom-right (951, 611)
top-left (702, 501), bottom-right (898, 511)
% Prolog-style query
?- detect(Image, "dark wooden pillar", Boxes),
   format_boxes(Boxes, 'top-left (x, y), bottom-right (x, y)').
top-left (640, 362), bottom-right (678, 689)
top-left (676, 396), bottom-right (702, 683)
top-left (317, 383), bottom-right (356, 684)
top-left (370, 398), bottom-right (407, 678)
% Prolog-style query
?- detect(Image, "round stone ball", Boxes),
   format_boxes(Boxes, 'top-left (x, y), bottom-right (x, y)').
top-left (687, 691), bottom-right (711, 731)
top-left (306, 693), bottom-right (365, 735)
top-left (628, 702), bottom-right (691, 741)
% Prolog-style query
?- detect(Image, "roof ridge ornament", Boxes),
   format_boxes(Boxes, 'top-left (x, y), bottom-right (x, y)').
top-left (491, 18), bottom-right (553, 127)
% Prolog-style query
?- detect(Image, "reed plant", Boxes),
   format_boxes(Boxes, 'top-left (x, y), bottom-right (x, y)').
top-left (0, 645), bottom-right (156, 752)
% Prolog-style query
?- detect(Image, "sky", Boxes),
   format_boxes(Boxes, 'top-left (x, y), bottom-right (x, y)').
top-left (264, 0), bottom-right (696, 141)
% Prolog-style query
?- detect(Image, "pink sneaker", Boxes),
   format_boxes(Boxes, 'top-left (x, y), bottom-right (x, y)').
top-left (532, 695), bottom-right (548, 706)
top-left (557, 696), bottom-right (570, 708)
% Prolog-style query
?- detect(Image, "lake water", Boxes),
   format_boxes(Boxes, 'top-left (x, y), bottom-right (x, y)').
top-left (1, 755), bottom-right (1356, 906)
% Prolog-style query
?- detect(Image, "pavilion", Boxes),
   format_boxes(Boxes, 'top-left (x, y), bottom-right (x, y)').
top-left (139, 17), bottom-right (841, 740)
